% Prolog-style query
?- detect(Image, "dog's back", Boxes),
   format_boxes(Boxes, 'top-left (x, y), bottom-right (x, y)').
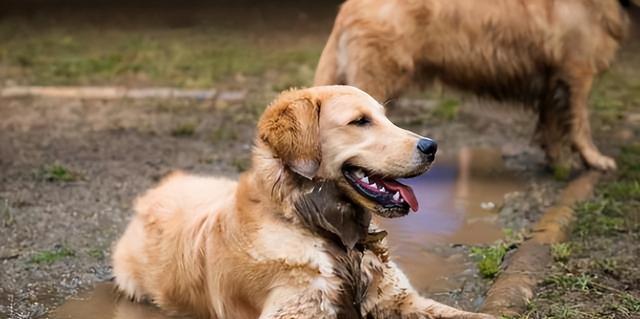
top-left (316, 0), bottom-right (628, 101)
top-left (315, 0), bottom-right (627, 170)
top-left (112, 172), bottom-right (237, 318)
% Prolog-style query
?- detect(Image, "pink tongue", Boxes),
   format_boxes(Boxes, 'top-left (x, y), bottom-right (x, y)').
top-left (379, 179), bottom-right (419, 212)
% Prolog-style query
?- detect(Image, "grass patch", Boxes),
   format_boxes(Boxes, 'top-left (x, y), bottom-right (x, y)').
top-left (29, 246), bottom-right (75, 264)
top-left (171, 123), bottom-right (197, 137)
top-left (87, 248), bottom-right (104, 259)
top-left (470, 242), bottom-right (509, 279)
top-left (517, 143), bottom-right (640, 318)
top-left (0, 22), bottom-right (323, 87)
top-left (432, 98), bottom-right (460, 121)
top-left (550, 243), bottom-right (572, 263)
top-left (551, 163), bottom-right (572, 182)
top-left (35, 163), bottom-right (79, 182)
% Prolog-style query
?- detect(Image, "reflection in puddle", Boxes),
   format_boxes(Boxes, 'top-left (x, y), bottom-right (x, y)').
top-left (53, 148), bottom-right (522, 317)
top-left (53, 283), bottom-right (181, 319)
top-left (377, 147), bottom-right (524, 293)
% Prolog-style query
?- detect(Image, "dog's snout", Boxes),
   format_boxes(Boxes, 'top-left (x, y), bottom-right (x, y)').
top-left (417, 138), bottom-right (437, 161)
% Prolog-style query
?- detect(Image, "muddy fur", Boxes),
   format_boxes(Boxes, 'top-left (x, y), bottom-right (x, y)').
top-left (314, 0), bottom-right (630, 170)
top-left (111, 86), bottom-right (494, 319)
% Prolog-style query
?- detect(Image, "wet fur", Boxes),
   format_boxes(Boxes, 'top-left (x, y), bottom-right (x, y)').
top-left (314, 0), bottom-right (630, 170)
top-left (112, 86), bottom-right (493, 319)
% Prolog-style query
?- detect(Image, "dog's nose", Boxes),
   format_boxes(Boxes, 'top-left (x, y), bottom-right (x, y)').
top-left (417, 138), bottom-right (437, 161)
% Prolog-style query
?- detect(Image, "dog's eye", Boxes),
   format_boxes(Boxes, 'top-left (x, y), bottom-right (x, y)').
top-left (349, 116), bottom-right (371, 127)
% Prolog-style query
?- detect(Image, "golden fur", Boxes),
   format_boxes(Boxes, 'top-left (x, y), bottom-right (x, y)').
top-left (112, 86), bottom-right (494, 318)
top-left (314, 0), bottom-right (630, 171)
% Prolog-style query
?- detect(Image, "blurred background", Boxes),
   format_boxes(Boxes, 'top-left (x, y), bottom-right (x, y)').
top-left (0, 1), bottom-right (639, 318)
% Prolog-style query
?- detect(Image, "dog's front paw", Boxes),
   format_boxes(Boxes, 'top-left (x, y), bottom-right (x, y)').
top-left (583, 151), bottom-right (617, 171)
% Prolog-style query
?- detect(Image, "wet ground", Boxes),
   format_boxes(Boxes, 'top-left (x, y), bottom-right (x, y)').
top-left (1, 2), bottom-right (639, 319)
top-left (0, 91), bottom-right (561, 317)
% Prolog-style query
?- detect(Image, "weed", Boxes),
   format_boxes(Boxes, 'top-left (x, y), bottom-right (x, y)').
top-left (35, 163), bottom-right (78, 182)
top-left (29, 246), bottom-right (75, 264)
top-left (171, 123), bottom-right (196, 137)
top-left (470, 243), bottom-right (508, 279)
top-left (551, 163), bottom-right (572, 182)
top-left (87, 248), bottom-right (104, 259)
top-left (1, 199), bottom-right (15, 228)
top-left (620, 294), bottom-right (640, 313)
top-left (545, 273), bottom-right (594, 291)
top-left (432, 98), bottom-right (460, 121)
top-left (551, 243), bottom-right (572, 263)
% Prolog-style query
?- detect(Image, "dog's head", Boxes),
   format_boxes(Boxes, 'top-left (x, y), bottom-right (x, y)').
top-left (258, 85), bottom-right (437, 218)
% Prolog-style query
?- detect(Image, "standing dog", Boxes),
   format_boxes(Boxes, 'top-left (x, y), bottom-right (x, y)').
top-left (112, 86), bottom-right (493, 318)
top-left (314, 0), bottom-right (630, 170)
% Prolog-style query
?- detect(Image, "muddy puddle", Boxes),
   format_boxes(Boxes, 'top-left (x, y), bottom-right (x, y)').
top-left (377, 147), bottom-right (525, 294)
top-left (52, 283), bottom-right (181, 319)
top-left (52, 148), bottom-right (523, 318)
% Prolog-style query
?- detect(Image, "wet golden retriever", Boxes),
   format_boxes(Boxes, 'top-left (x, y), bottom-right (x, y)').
top-left (314, 0), bottom-right (630, 171)
top-left (112, 86), bottom-right (494, 319)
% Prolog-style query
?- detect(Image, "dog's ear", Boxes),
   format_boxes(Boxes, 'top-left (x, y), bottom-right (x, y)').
top-left (258, 90), bottom-right (321, 179)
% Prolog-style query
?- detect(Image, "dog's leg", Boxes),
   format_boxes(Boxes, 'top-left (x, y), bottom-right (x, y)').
top-left (565, 69), bottom-right (617, 170)
top-left (259, 287), bottom-right (337, 319)
top-left (369, 262), bottom-right (495, 319)
top-left (535, 81), bottom-right (571, 166)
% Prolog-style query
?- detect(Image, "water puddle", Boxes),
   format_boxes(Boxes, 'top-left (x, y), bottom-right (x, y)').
top-left (52, 283), bottom-right (179, 319)
top-left (377, 147), bottom-right (525, 293)
top-left (52, 148), bottom-right (523, 317)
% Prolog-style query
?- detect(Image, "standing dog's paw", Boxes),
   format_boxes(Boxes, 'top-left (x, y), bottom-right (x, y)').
top-left (583, 152), bottom-right (617, 171)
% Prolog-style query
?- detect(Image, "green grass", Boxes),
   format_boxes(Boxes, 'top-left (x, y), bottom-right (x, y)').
top-left (550, 243), bottom-right (572, 263)
top-left (470, 242), bottom-right (509, 279)
top-left (432, 98), bottom-right (460, 121)
top-left (551, 163), bottom-right (572, 182)
top-left (29, 246), bottom-right (75, 264)
top-left (87, 248), bottom-right (105, 259)
top-left (0, 22), bottom-right (322, 88)
top-left (35, 163), bottom-right (78, 182)
top-left (517, 143), bottom-right (640, 318)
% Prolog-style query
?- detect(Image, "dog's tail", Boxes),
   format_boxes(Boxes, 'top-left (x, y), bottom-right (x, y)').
top-left (314, 17), bottom-right (344, 86)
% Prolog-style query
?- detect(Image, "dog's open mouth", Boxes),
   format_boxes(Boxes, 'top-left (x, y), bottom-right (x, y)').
top-left (342, 166), bottom-right (419, 213)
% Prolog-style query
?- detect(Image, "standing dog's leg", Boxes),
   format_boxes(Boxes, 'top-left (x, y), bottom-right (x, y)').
top-left (369, 262), bottom-right (495, 319)
top-left (565, 68), bottom-right (617, 170)
top-left (536, 81), bottom-right (571, 166)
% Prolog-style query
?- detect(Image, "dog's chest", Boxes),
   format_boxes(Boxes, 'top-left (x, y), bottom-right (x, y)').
top-left (327, 243), bottom-right (388, 319)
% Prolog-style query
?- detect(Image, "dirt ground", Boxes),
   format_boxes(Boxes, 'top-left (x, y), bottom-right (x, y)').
top-left (0, 2), bottom-right (639, 319)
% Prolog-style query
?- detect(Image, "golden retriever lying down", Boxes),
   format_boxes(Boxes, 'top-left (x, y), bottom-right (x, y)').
top-left (314, 0), bottom-right (630, 171)
top-left (112, 86), bottom-right (494, 319)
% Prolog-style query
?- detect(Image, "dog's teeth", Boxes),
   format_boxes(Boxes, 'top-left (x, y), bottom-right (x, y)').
top-left (354, 169), bottom-right (365, 179)
top-left (393, 192), bottom-right (400, 201)
top-left (370, 183), bottom-right (378, 189)
top-left (380, 186), bottom-right (386, 192)
top-left (361, 176), bottom-right (369, 184)
top-left (400, 198), bottom-right (405, 203)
